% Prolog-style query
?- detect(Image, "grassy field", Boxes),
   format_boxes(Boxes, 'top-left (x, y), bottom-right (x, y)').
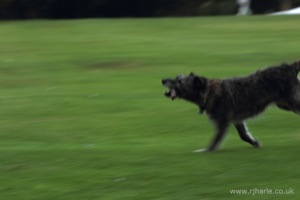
top-left (0, 16), bottom-right (300, 199)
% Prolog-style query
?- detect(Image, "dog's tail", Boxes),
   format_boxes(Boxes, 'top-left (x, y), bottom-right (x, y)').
top-left (292, 60), bottom-right (300, 73)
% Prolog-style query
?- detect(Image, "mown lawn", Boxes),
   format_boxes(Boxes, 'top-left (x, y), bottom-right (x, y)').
top-left (0, 16), bottom-right (299, 199)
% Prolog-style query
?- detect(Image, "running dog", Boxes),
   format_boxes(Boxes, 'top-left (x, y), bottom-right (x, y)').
top-left (162, 61), bottom-right (300, 152)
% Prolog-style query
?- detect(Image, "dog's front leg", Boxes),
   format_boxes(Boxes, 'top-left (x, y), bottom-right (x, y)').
top-left (194, 122), bottom-right (229, 153)
top-left (207, 123), bottom-right (229, 151)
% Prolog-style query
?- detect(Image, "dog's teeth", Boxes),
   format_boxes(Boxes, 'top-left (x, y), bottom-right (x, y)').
top-left (171, 90), bottom-right (176, 98)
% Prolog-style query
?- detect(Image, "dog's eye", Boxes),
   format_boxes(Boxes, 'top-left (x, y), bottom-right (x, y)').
top-left (176, 75), bottom-right (186, 84)
top-left (176, 75), bottom-right (185, 80)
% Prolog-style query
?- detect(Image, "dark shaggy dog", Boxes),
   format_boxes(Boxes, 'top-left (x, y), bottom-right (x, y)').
top-left (162, 61), bottom-right (300, 152)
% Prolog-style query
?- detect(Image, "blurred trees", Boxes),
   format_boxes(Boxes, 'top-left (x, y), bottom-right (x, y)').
top-left (251, 0), bottom-right (300, 14)
top-left (0, 0), bottom-right (299, 19)
top-left (0, 0), bottom-right (194, 19)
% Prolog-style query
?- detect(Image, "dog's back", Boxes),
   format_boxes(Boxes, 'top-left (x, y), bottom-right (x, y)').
top-left (208, 62), bottom-right (300, 121)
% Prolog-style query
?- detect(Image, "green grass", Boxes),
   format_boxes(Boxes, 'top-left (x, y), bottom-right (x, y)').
top-left (0, 16), bottom-right (300, 199)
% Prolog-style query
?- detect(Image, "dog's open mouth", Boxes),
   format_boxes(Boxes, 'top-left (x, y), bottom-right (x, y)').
top-left (162, 79), bottom-right (177, 100)
top-left (164, 88), bottom-right (177, 100)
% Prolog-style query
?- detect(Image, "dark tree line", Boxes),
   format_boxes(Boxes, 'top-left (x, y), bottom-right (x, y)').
top-left (0, 0), bottom-right (299, 19)
top-left (1, 0), bottom-right (205, 19)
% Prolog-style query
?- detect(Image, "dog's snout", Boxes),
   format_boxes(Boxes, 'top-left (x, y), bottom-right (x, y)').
top-left (162, 79), bottom-right (166, 85)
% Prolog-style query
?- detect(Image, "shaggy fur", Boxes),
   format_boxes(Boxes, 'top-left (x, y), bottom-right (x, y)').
top-left (162, 60), bottom-right (300, 152)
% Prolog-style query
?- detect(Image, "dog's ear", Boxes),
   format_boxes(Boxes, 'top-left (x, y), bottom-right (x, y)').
top-left (193, 76), bottom-right (207, 91)
top-left (190, 72), bottom-right (195, 76)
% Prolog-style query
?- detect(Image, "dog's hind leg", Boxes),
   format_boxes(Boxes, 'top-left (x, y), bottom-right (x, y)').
top-left (234, 121), bottom-right (261, 148)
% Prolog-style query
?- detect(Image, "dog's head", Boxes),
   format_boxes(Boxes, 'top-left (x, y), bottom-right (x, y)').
top-left (162, 73), bottom-right (208, 102)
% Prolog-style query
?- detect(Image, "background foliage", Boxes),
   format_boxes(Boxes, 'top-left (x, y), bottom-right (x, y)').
top-left (0, 0), bottom-right (300, 19)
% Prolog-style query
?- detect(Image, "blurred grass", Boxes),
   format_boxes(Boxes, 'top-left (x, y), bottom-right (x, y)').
top-left (0, 16), bottom-right (300, 199)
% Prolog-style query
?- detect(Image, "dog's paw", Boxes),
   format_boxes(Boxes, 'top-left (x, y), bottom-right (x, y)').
top-left (253, 140), bottom-right (262, 148)
top-left (193, 148), bottom-right (209, 153)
